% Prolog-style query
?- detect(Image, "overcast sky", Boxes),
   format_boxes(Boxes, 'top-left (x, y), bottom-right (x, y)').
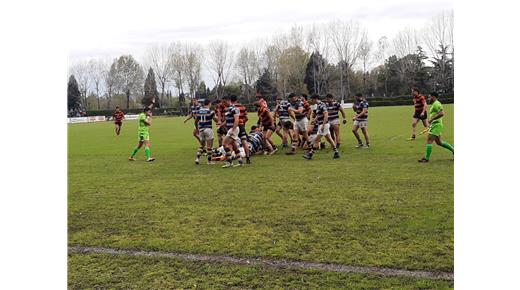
top-left (68, 0), bottom-right (453, 87)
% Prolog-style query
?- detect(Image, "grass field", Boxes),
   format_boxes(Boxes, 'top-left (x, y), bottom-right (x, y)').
top-left (68, 104), bottom-right (454, 289)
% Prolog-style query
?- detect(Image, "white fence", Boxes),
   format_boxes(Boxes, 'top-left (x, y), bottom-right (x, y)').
top-left (68, 116), bottom-right (105, 124)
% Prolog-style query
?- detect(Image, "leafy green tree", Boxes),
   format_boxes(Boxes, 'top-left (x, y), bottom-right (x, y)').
top-left (143, 67), bottom-right (159, 107)
top-left (304, 51), bottom-right (330, 95)
top-left (68, 75), bottom-right (82, 111)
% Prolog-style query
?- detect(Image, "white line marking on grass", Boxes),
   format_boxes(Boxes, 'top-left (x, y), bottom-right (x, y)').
top-left (69, 246), bottom-right (453, 281)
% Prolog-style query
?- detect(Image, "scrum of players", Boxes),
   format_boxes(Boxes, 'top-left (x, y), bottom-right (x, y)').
top-left (185, 91), bottom-right (370, 168)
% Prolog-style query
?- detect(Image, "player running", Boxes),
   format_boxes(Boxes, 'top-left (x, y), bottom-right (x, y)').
top-left (194, 99), bottom-right (218, 165)
top-left (324, 94), bottom-right (347, 148)
top-left (128, 100), bottom-right (156, 162)
top-left (220, 95), bottom-right (244, 168)
top-left (408, 87), bottom-right (429, 141)
top-left (112, 106), bottom-right (125, 136)
top-left (418, 92), bottom-right (454, 163)
top-left (303, 94), bottom-right (340, 160)
top-left (352, 93), bottom-right (370, 148)
top-left (184, 98), bottom-right (202, 144)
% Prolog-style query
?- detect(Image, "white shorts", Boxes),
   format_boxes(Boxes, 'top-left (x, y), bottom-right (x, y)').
top-left (317, 123), bottom-right (331, 136)
top-left (295, 117), bottom-right (308, 132)
top-left (330, 118), bottom-right (340, 126)
top-left (199, 128), bottom-right (214, 142)
top-left (226, 127), bottom-right (240, 140)
top-left (353, 120), bottom-right (368, 128)
top-left (308, 134), bottom-right (318, 144)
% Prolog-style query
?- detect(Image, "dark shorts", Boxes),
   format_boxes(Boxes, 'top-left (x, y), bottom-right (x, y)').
top-left (413, 111), bottom-right (428, 120)
top-left (283, 120), bottom-right (294, 130)
top-left (217, 126), bottom-right (227, 135)
top-left (115, 121), bottom-right (122, 126)
top-left (238, 125), bottom-right (248, 140)
top-left (262, 124), bottom-right (276, 132)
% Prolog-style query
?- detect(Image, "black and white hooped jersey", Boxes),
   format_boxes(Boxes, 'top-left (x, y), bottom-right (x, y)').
top-left (326, 101), bottom-right (341, 120)
top-left (290, 100), bottom-right (306, 120)
top-left (314, 101), bottom-right (328, 125)
top-left (224, 105), bottom-right (240, 129)
top-left (196, 108), bottom-right (215, 129)
top-left (190, 104), bottom-right (201, 116)
top-left (353, 100), bottom-right (369, 120)
top-left (276, 100), bottom-right (291, 120)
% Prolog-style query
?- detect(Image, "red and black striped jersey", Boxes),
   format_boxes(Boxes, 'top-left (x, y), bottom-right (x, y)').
top-left (234, 103), bottom-right (248, 126)
top-left (302, 99), bottom-right (311, 117)
top-left (112, 111), bottom-right (125, 122)
top-left (413, 95), bottom-right (427, 112)
top-left (258, 106), bottom-right (273, 126)
top-left (216, 103), bottom-right (228, 121)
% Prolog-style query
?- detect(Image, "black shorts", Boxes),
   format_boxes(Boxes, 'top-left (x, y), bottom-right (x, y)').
top-left (115, 121), bottom-right (122, 126)
top-left (413, 111), bottom-right (427, 120)
top-left (217, 126), bottom-right (227, 135)
top-left (263, 124), bottom-right (276, 132)
top-left (238, 125), bottom-right (248, 140)
top-left (283, 120), bottom-right (294, 130)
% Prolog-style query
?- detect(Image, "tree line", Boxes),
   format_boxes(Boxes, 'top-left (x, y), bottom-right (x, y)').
top-left (68, 10), bottom-right (453, 112)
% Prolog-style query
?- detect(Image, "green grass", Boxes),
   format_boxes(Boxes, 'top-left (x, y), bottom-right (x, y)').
top-left (69, 253), bottom-right (453, 289)
top-left (68, 105), bottom-right (453, 287)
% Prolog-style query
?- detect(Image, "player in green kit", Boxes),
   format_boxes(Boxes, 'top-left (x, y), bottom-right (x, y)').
top-left (418, 92), bottom-right (454, 163)
top-left (129, 100), bottom-right (156, 162)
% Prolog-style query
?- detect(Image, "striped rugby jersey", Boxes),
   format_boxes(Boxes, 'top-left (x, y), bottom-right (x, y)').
top-left (276, 100), bottom-right (291, 120)
top-left (413, 95), bottom-right (427, 112)
top-left (353, 100), bottom-right (369, 120)
top-left (326, 101), bottom-right (341, 120)
top-left (224, 104), bottom-right (240, 129)
top-left (196, 108), bottom-right (215, 129)
top-left (314, 101), bottom-right (328, 125)
top-left (289, 100), bottom-right (306, 120)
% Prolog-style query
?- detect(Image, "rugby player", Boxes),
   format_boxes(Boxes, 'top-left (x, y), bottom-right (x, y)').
top-left (352, 93), bottom-right (370, 148)
top-left (255, 101), bottom-right (277, 154)
top-left (273, 98), bottom-right (287, 147)
top-left (215, 99), bottom-right (228, 147)
top-left (287, 93), bottom-right (306, 154)
top-left (408, 87), bottom-right (429, 141)
top-left (183, 98), bottom-right (202, 144)
top-left (195, 99), bottom-right (219, 165)
top-left (324, 94), bottom-right (347, 148)
top-left (128, 100), bottom-right (156, 162)
top-left (112, 106), bottom-right (125, 136)
top-left (303, 94), bottom-right (340, 160)
top-left (275, 97), bottom-right (296, 153)
top-left (247, 126), bottom-right (265, 155)
top-left (234, 100), bottom-right (251, 164)
top-left (221, 95), bottom-right (244, 168)
top-left (418, 92), bottom-right (454, 163)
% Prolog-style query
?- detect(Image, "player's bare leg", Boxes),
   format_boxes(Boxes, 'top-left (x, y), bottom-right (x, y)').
top-left (352, 125), bottom-right (363, 147)
top-left (361, 127), bottom-right (370, 148)
top-left (206, 139), bottom-right (215, 164)
top-left (409, 118), bottom-right (420, 140)
top-left (332, 124), bottom-right (340, 147)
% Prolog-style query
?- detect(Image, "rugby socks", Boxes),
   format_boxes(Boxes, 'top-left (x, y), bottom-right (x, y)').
top-left (130, 147), bottom-right (140, 158)
top-left (145, 147), bottom-right (151, 159)
top-left (196, 147), bottom-right (203, 158)
top-left (425, 144), bottom-right (433, 160)
top-left (440, 141), bottom-right (454, 153)
top-left (207, 148), bottom-right (213, 162)
top-left (224, 147), bottom-right (233, 164)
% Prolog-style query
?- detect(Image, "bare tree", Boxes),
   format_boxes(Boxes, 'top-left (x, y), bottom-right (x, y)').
top-left (358, 35), bottom-right (373, 96)
top-left (392, 27), bottom-right (420, 58)
top-left (70, 61), bottom-right (91, 109)
top-left (105, 60), bottom-right (116, 109)
top-left (328, 20), bottom-right (366, 100)
top-left (88, 59), bottom-right (107, 109)
top-left (235, 46), bottom-right (260, 102)
top-left (146, 44), bottom-right (173, 107)
top-left (170, 41), bottom-right (186, 99)
top-left (375, 36), bottom-right (390, 96)
top-left (423, 10), bottom-right (454, 58)
top-left (111, 55), bottom-right (144, 109)
top-left (206, 40), bottom-right (234, 98)
top-left (183, 43), bottom-right (203, 100)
